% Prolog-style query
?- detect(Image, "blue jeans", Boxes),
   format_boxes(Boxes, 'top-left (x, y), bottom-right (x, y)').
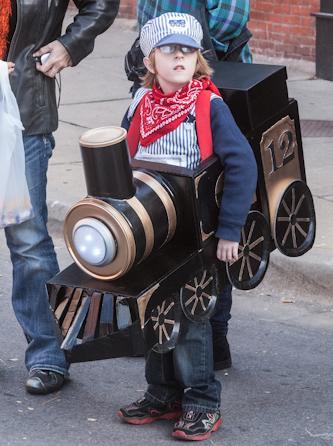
top-left (210, 282), bottom-right (233, 337)
top-left (4, 134), bottom-right (68, 376)
top-left (145, 316), bottom-right (221, 412)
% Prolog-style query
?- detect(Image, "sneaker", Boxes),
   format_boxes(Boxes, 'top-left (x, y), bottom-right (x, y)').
top-left (172, 410), bottom-right (222, 441)
top-left (118, 397), bottom-right (182, 425)
top-left (26, 369), bottom-right (65, 395)
top-left (213, 335), bottom-right (232, 371)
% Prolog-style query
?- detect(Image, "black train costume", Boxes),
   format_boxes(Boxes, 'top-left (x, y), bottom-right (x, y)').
top-left (47, 61), bottom-right (316, 362)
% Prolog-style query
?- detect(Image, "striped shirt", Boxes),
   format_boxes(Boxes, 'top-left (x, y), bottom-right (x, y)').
top-left (128, 87), bottom-right (214, 170)
top-left (137, 0), bottom-right (252, 63)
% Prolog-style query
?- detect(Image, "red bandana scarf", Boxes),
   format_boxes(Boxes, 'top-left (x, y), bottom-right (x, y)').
top-left (0, 0), bottom-right (12, 60)
top-left (139, 77), bottom-right (221, 147)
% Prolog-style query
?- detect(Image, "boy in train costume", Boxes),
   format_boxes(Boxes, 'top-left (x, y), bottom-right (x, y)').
top-left (117, 13), bottom-right (257, 441)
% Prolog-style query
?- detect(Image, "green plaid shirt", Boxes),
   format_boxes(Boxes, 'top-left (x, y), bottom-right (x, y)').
top-left (137, 0), bottom-right (252, 62)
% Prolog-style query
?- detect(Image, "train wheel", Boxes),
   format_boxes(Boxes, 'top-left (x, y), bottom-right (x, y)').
top-left (274, 180), bottom-right (316, 257)
top-left (180, 270), bottom-right (217, 322)
top-left (226, 211), bottom-right (271, 290)
top-left (145, 296), bottom-right (181, 354)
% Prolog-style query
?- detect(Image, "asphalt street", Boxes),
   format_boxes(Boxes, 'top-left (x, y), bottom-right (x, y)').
top-left (0, 228), bottom-right (332, 446)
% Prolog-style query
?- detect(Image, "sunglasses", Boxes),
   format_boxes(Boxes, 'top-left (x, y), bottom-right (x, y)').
top-left (158, 45), bottom-right (198, 55)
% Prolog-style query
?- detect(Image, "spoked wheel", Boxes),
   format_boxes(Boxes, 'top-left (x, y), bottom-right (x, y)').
top-left (226, 211), bottom-right (271, 290)
top-left (145, 296), bottom-right (181, 353)
top-left (180, 270), bottom-right (217, 322)
top-left (274, 180), bottom-right (316, 257)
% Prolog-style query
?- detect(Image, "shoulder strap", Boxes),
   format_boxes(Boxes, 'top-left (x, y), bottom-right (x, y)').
top-left (126, 93), bottom-right (148, 158)
top-left (196, 90), bottom-right (213, 160)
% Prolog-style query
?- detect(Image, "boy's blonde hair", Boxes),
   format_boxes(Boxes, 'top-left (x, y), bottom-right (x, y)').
top-left (141, 50), bottom-right (214, 88)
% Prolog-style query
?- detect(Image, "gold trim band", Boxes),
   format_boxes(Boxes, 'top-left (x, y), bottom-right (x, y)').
top-left (79, 126), bottom-right (127, 148)
top-left (127, 196), bottom-right (155, 260)
top-left (133, 171), bottom-right (177, 244)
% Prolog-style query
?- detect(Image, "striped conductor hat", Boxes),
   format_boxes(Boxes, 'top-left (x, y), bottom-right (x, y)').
top-left (140, 12), bottom-right (203, 57)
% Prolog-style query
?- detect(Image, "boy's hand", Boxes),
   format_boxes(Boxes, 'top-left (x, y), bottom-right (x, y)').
top-left (33, 40), bottom-right (72, 78)
top-left (216, 238), bottom-right (239, 262)
top-left (7, 62), bottom-right (15, 74)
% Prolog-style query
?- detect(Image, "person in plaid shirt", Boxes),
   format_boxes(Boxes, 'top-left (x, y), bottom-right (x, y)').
top-left (137, 0), bottom-right (252, 62)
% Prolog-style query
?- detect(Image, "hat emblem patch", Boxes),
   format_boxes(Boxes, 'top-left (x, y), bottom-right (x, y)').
top-left (168, 19), bottom-right (186, 28)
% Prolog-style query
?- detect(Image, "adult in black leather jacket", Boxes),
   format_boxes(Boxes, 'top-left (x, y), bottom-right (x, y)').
top-left (9, 0), bottom-right (119, 135)
top-left (4, 0), bottom-right (119, 395)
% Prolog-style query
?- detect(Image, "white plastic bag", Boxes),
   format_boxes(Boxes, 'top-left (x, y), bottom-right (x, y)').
top-left (0, 60), bottom-right (33, 228)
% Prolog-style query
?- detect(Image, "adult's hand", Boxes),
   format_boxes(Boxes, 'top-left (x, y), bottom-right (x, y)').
top-left (33, 40), bottom-right (72, 78)
top-left (7, 62), bottom-right (15, 74)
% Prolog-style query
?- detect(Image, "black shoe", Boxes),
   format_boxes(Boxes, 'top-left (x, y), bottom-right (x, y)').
top-left (118, 397), bottom-right (181, 425)
top-left (213, 335), bottom-right (232, 370)
top-left (26, 369), bottom-right (65, 395)
top-left (172, 410), bottom-right (222, 441)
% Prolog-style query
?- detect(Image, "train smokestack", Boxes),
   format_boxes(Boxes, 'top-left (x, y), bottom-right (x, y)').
top-left (79, 126), bottom-right (135, 200)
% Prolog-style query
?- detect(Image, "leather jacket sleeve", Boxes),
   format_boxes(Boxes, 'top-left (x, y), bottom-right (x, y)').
top-left (58, 0), bottom-right (120, 66)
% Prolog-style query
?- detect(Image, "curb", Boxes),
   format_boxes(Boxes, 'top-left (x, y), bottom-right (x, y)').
top-left (267, 251), bottom-right (332, 301)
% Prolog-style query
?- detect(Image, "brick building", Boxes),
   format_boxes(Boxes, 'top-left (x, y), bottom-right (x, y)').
top-left (249, 1), bottom-right (319, 61)
top-left (117, 0), bottom-right (320, 62)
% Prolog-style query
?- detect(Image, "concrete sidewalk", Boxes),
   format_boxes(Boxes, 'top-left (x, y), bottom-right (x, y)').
top-left (47, 15), bottom-right (333, 300)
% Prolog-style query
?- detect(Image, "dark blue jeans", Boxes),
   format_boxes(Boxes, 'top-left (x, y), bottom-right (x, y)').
top-left (4, 134), bottom-right (68, 376)
top-left (145, 316), bottom-right (221, 412)
top-left (210, 281), bottom-right (233, 337)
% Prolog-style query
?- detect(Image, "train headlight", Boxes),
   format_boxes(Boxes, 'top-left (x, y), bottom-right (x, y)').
top-left (72, 218), bottom-right (116, 266)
